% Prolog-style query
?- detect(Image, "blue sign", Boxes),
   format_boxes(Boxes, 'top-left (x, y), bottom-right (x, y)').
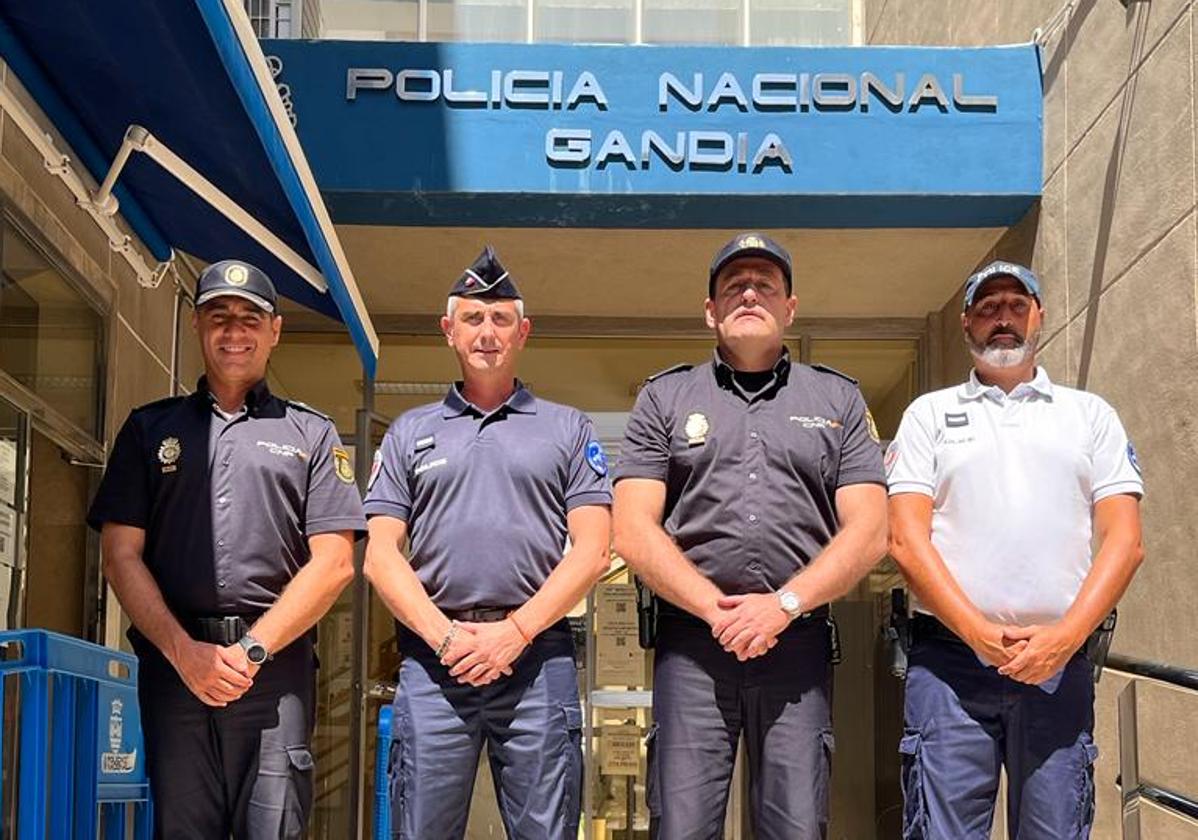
top-left (264, 40), bottom-right (1042, 228)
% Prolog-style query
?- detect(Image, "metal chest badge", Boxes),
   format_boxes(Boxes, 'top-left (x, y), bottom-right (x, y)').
top-left (157, 437), bottom-right (181, 473)
top-left (333, 447), bottom-right (355, 484)
top-left (684, 412), bottom-right (709, 446)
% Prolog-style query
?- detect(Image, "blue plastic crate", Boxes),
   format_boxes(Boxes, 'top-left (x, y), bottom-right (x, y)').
top-left (0, 629), bottom-right (151, 839)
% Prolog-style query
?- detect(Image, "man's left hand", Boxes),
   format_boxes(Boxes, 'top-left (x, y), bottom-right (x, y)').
top-left (446, 619), bottom-right (528, 686)
top-left (997, 623), bottom-right (1084, 685)
top-left (711, 594), bottom-right (789, 661)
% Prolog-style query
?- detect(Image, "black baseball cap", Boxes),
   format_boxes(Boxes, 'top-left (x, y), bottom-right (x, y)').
top-left (195, 260), bottom-right (278, 313)
top-left (709, 233), bottom-right (793, 296)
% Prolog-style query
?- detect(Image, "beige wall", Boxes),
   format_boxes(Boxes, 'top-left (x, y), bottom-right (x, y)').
top-left (870, 1), bottom-right (1198, 837)
top-left (0, 63), bottom-right (202, 645)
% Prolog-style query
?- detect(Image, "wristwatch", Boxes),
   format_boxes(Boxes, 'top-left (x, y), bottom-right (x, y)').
top-left (238, 633), bottom-right (271, 666)
top-left (778, 589), bottom-right (805, 621)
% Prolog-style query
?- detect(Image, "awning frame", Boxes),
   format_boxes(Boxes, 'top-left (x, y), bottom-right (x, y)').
top-left (85, 124), bottom-right (329, 296)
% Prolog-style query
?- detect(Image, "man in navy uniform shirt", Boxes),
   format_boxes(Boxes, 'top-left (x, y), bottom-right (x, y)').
top-left (613, 233), bottom-right (889, 840)
top-left (88, 260), bottom-right (365, 838)
top-left (364, 246), bottom-right (612, 839)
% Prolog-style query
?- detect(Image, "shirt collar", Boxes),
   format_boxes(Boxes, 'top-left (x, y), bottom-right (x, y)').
top-left (195, 375), bottom-right (272, 414)
top-left (442, 379), bottom-right (537, 418)
top-left (958, 366), bottom-right (1054, 402)
top-left (711, 347), bottom-right (792, 395)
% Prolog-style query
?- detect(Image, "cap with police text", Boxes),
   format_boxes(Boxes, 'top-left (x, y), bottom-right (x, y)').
top-left (709, 233), bottom-right (792, 296)
top-left (962, 260), bottom-right (1042, 310)
top-left (195, 260), bottom-right (278, 313)
top-left (449, 245), bottom-right (522, 300)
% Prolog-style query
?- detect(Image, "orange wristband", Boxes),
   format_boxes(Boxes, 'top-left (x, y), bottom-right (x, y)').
top-left (509, 613), bottom-right (533, 644)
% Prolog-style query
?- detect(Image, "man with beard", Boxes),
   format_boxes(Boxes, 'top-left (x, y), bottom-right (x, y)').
top-left (887, 261), bottom-right (1145, 838)
top-left (613, 233), bottom-right (888, 839)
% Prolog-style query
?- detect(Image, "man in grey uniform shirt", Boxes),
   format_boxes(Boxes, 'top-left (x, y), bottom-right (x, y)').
top-left (364, 246), bottom-right (612, 839)
top-left (88, 260), bottom-right (365, 838)
top-left (613, 233), bottom-right (889, 840)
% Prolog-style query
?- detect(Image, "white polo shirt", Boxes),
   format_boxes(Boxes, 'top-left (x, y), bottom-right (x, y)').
top-left (887, 367), bottom-right (1143, 625)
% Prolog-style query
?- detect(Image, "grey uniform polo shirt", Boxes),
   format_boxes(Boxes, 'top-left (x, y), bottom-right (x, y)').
top-left (363, 382), bottom-right (612, 611)
top-left (87, 378), bottom-right (367, 616)
top-left (615, 351), bottom-right (884, 595)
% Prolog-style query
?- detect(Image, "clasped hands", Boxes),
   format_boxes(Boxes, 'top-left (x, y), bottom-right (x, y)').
top-left (439, 619), bottom-right (529, 687)
top-left (708, 593), bottom-right (791, 662)
top-left (968, 619), bottom-right (1085, 686)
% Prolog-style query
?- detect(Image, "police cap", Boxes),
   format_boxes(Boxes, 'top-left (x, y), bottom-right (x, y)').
top-left (195, 260), bottom-right (278, 313)
top-left (963, 260), bottom-right (1042, 310)
top-left (709, 232), bottom-right (792, 297)
top-left (449, 245), bottom-right (522, 300)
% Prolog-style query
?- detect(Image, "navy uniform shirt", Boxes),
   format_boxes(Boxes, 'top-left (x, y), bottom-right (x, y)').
top-left (363, 383), bottom-right (611, 611)
top-left (615, 350), bottom-right (884, 595)
top-left (87, 378), bottom-right (366, 616)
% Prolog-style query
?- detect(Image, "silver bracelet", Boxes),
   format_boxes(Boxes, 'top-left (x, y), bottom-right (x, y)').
top-left (434, 620), bottom-right (459, 659)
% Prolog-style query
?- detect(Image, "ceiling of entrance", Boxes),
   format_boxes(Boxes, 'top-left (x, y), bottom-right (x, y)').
top-left (281, 225), bottom-right (1006, 330)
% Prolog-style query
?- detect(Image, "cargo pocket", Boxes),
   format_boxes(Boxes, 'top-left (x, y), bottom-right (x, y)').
top-left (1074, 736), bottom-right (1099, 838)
top-left (644, 722), bottom-right (662, 820)
top-left (899, 731), bottom-right (928, 840)
top-left (818, 729), bottom-right (836, 832)
top-left (281, 746), bottom-right (314, 839)
top-left (388, 715), bottom-right (408, 840)
top-left (559, 703), bottom-right (585, 833)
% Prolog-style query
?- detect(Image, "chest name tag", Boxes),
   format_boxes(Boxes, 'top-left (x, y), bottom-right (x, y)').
top-left (944, 412), bottom-right (970, 428)
top-left (415, 435), bottom-right (436, 452)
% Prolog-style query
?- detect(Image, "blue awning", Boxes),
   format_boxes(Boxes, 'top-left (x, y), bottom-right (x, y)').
top-left (0, 0), bottom-right (379, 376)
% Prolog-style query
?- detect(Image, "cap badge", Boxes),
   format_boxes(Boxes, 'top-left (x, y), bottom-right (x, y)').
top-left (158, 437), bottom-right (181, 473)
top-left (224, 264), bottom-right (249, 287)
top-left (684, 412), bottom-right (710, 446)
top-left (738, 235), bottom-right (764, 249)
top-left (332, 447), bottom-right (355, 484)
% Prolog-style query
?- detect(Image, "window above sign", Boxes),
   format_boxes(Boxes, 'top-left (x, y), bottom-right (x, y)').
top-left (319, 0), bottom-right (858, 45)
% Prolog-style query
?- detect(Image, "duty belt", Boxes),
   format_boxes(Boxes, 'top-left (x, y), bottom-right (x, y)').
top-left (442, 606), bottom-right (518, 623)
top-left (186, 615), bottom-right (260, 646)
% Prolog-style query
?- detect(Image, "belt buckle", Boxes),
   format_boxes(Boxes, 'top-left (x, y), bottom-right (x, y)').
top-left (222, 616), bottom-right (242, 646)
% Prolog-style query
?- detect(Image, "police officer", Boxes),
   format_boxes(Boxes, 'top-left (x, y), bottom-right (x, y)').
top-left (87, 260), bottom-right (365, 838)
top-left (363, 246), bottom-right (612, 840)
top-left (887, 261), bottom-right (1145, 838)
top-left (612, 233), bottom-right (889, 840)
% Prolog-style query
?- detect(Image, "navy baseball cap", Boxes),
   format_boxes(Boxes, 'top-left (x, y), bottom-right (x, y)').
top-left (963, 260), bottom-right (1042, 311)
top-left (709, 233), bottom-right (792, 296)
top-left (195, 260), bottom-right (278, 313)
top-left (449, 245), bottom-right (522, 300)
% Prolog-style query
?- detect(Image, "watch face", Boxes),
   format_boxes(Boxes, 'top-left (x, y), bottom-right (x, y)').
top-left (246, 643), bottom-right (268, 665)
top-left (780, 591), bottom-right (800, 613)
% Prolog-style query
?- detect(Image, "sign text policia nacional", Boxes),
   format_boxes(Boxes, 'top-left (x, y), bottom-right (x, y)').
top-left (345, 66), bottom-right (999, 173)
top-left (263, 41), bottom-right (1042, 228)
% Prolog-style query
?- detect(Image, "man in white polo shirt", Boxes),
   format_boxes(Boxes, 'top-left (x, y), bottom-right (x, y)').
top-left (887, 260), bottom-right (1145, 839)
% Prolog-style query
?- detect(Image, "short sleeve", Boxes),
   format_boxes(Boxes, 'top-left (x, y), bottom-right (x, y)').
top-left (304, 421), bottom-right (368, 538)
top-left (564, 413), bottom-right (613, 511)
top-left (87, 415), bottom-right (149, 531)
top-left (836, 388), bottom-right (886, 488)
top-left (363, 422), bottom-right (413, 521)
top-left (887, 399), bottom-right (936, 497)
top-left (613, 384), bottom-right (671, 483)
top-left (1090, 403), bottom-right (1144, 502)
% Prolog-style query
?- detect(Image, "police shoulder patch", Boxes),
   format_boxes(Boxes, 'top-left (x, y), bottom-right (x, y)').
top-left (1127, 442), bottom-right (1142, 476)
top-left (810, 363), bottom-right (859, 385)
top-left (332, 446), bottom-right (355, 484)
top-left (645, 363), bottom-right (693, 383)
top-left (585, 440), bottom-right (608, 476)
top-left (286, 399), bottom-right (332, 422)
top-left (367, 448), bottom-right (384, 491)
